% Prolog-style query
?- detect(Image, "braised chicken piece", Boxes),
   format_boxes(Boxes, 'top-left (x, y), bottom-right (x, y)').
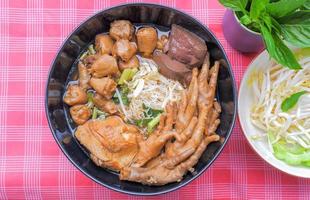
top-left (136, 27), bottom-right (158, 57)
top-left (156, 35), bottom-right (169, 51)
top-left (89, 54), bottom-right (119, 78)
top-left (83, 54), bottom-right (99, 66)
top-left (75, 116), bottom-right (142, 171)
top-left (70, 104), bottom-right (91, 125)
top-left (78, 62), bottom-right (90, 90)
top-left (95, 34), bottom-right (114, 55)
top-left (112, 39), bottom-right (137, 62)
top-left (63, 85), bottom-right (88, 106)
top-left (93, 93), bottom-right (118, 114)
top-left (119, 55), bottom-right (140, 72)
top-left (89, 77), bottom-right (117, 99)
top-left (109, 20), bottom-right (134, 41)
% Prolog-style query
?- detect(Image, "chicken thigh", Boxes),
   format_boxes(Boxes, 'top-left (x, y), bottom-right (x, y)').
top-left (75, 116), bottom-right (141, 171)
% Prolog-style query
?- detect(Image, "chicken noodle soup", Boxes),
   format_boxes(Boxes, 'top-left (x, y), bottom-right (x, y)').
top-left (63, 20), bottom-right (222, 185)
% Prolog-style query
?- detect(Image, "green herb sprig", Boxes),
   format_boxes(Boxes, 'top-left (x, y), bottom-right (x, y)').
top-left (219, 0), bottom-right (310, 69)
top-left (281, 91), bottom-right (307, 112)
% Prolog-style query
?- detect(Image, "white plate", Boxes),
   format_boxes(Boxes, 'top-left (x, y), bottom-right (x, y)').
top-left (238, 50), bottom-right (310, 178)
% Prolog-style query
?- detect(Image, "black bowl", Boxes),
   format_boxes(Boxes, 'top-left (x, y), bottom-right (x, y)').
top-left (45, 3), bottom-right (237, 196)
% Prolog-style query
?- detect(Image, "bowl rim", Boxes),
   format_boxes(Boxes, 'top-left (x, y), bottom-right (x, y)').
top-left (45, 2), bottom-right (238, 196)
top-left (238, 49), bottom-right (310, 179)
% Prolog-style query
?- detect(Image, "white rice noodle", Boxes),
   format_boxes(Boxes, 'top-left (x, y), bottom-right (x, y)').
top-left (124, 57), bottom-right (184, 120)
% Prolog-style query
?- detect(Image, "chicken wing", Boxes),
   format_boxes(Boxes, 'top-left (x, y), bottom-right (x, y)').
top-left (70, 104), bottom-right (91, 125)
top-left (112, 39), bottom-right (137, 62)
top-left (95, 34), bottom-right (114, 55)
top-left (89, 54), bottom-right (119, 78)
top-left (109, 20), bottom-right (134, 41)
top-left (63, 85), bottom-right (88, 106)
top-left (136, 27), bottom-right (158, 57)
top-left (89, 77), bottom-right (117, 99)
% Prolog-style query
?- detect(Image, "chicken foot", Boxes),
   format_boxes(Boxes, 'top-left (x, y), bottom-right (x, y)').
top-left (120, 134), bottom-right (220, 185)
top-left (132, 103), bottom-right (180, 167)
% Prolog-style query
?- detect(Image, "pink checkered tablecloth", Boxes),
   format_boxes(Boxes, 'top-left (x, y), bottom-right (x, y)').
top-left (0, 0), bottom-right (309, 199)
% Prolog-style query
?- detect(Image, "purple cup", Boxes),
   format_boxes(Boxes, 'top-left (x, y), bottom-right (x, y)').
top-left (222, 9), bottom-right (265, 53)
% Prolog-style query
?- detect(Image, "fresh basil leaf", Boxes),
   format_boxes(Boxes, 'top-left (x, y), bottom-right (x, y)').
top-left (279, 11), bottom-right (310, 47)
top-left (250, 0), bottom-right (269, 20)
top-left (281, 91), bottom-right (307, 112)
top-left (272, 34), bottom-right (302, 69)
top-left (278, 10), bottom-right (310, 24)
top-left (260, 23), bottom-right (302, 69)
top-left (260, 22), bottom-right (276, 52)
top-left (282, 25), bottom-right (310, 47)
top-left (270, 16), bottom-right (282, 34)
top-left (239, 14), bottom-right (252, 25)
top-left (266, 0), bottom-right (307, 18)
top-left (260, 14), bottom-right (273, 31)
top-left (303, 0), bottom-right (310, 9)
top-left (219, 0), bottom-right (248, 13)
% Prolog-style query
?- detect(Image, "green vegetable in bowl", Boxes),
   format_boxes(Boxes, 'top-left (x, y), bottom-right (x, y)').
top-left (143, 104), bottom-right (163, 118)
top-left (135, 118), bottom-right (152, 127)
top-left (219, 0), bottom-right (310, 69)
top-left (147, 114), bottom-right (162, 133)
top-left (268, 132), bottom-right (310, 167)
top-left (118, 68), bottom-right (138, 85)
top-left (112, 85), bottom-right (130, 106)
top-left (86, 91), bottom-right (94, 108)
top-left (281, 91), bottom-right (307, 112)
top-left (92, 107), bottom-right (106, 120)
top-left (134, 104), bottom-right (163, 133)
